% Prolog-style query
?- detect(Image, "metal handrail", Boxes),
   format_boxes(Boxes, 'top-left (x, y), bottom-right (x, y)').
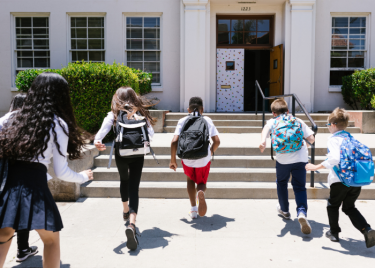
top-left (255, 80), bottom-right (319, 187)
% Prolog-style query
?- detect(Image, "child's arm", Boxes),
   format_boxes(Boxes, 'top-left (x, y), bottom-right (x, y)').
top-left (169, 135), bottom-right (179, 171)
top-left (306, 138), bottom-right (340, 171)
top-left (305, 134), bottom-right (315, 148)
top-left (210, 135), bottom-right (220, 155)
top-left (259, 125), bottom-right (271, 153)
top-left (305, 163), bottom-right (325, 171)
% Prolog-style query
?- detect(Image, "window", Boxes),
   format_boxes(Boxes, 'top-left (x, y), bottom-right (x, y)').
top-left (15, 17), bottom-right (50, 78)
top-left (330, 17), bottom-right (367, 86)
top-left (70, 17), bottom-right (105, 62)
top-left (126, 17), bottom-right (161, 84)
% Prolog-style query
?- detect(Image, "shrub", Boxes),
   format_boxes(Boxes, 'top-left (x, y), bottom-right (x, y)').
top-left (341, 68), bottom-right (375, 110)
top-left (131, 68), bottom-right (153, 95)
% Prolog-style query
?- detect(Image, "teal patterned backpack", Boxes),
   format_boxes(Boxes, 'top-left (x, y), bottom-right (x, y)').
top-left (271, 114), bottom-right (304, 154)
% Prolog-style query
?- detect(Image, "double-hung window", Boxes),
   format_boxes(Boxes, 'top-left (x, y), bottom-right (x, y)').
top-left (70, 17), bottom-right (105, 62)
top-left (330, 16), bottom-right (367, 86)
top-left (126, 17), bottom-right (161, 84)
top-left (15, 17), bottom-right (50, 80)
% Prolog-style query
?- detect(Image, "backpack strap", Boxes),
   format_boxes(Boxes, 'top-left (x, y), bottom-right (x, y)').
top-left (107, 139), bottom-right (115, 169)
top-left (141, 125), bottom-right (159, 164)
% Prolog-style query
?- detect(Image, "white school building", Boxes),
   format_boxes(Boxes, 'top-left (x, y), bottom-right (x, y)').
top-left (0, 0), bottom-right (374, 115)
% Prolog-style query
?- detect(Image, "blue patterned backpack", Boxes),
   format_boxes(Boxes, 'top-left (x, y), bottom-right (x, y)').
top-left (271, 114), bottom-right (304, 154)
top-left (331, 131), bottom-right (374, 187)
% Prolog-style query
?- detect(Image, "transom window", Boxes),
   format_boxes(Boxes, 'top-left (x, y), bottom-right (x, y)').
top-left (70, 17), bottom-right (105, 62)
top-left (15, 17), bottom-right (50, 78)
top-left (126, 17), bottom-right (161, 84)
top-left (330, 17), bottom-right (367, 86)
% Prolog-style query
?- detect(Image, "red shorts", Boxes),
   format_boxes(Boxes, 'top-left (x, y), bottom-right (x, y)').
top-left (181, 160), bottom-right (211, 185)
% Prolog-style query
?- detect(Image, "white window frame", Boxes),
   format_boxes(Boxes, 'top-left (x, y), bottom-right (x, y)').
top-left (67, 13), bottom-right (106, 63)
top-left (11, 13), bottom-right (50, 89)
top-left (329, 13), bottom-right (370, 92)
top-left (123, 13), bottom-right (163, 88)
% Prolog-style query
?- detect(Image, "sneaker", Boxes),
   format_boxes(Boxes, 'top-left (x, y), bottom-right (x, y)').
top-left (189, 209), bottom-right (198, 219)
top-left (17, 246), bottom-right (38, 262)
top-left (326, 230), bottom-right (340, 242)
top-left (125, 224), bottom-right (139, 251)
top-left (196, 191), bottom-right (207, 217)
top-left (123, 211), bottom-right (130, 222)
top-left (276, 205), bottom-right (291, 220)
top-left (298, 214), bottom-right (312, 235)
top-left (363, 227), bottom-right (375, 248)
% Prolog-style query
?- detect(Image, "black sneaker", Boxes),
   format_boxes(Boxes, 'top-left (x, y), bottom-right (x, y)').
top-left (123, 211), bottom-right (130, 222)
top-left (125, 224), bottom-right (139, 250)
top-left (363, 227), bottom-right (375, 248)
top-left (17, 246), bottom-right (38, 262)
top-left (326, 231), bottom-right (340, 242)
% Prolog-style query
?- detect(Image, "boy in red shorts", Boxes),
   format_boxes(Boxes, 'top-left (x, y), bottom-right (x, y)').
top-left (170, 97), bottom-right (220, 219)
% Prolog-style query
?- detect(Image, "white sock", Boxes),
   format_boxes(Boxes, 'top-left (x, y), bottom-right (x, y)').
top-left (191, 206), bottom-right (198, 211)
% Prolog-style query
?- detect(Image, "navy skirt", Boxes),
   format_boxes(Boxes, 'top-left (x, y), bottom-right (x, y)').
top-left (0, 160), bottom-right (63, 232)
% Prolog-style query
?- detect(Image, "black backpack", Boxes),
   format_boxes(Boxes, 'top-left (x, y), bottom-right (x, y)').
top-left (107, 111), bottom-right (158, 168)
top-left (177, 111), bottom-right (210, 160)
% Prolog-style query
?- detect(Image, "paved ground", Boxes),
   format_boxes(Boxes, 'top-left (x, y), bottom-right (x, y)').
top-left (4, 198), bottom-right (375, 268)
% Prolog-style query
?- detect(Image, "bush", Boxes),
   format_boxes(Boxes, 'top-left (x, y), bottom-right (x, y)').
top-left (15, 62), bottom-right (153, 136)
top-left (131, 68), bottom-right (153, 95)
top-left (341, 68), bottom-right (375, 110)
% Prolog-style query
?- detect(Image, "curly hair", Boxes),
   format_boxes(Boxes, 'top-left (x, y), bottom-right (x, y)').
top-left (0, 72), bottom-right (90, 161)
top-left (111, 87), bottom-right (156, 126)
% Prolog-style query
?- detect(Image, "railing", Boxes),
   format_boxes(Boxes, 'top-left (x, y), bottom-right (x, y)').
top-left (255, 80), bottom-right (319, 187)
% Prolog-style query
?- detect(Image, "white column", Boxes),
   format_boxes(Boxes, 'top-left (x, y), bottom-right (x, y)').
top-left (180, 0), bottom-right (210, 112)
top-left (289, 0), bottom-right (316, 112)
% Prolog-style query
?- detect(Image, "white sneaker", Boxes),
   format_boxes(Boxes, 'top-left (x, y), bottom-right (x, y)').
top-left (276, 204), bottom-right (291, 220)
top-left (189, 210), bottom-right (198, 219)
top-left (298, 214), bottom-right (312, 234)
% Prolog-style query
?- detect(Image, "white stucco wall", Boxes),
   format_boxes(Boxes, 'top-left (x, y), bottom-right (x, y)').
top-left (0, 0), bottom-right (180, 116)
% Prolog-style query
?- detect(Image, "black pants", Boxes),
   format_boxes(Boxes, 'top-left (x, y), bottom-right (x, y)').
top-left (17, 229), bottom-right (29, 251)
top-left (115, 153), bottom-right (144, 214)
top-left (327, 182), bottom-right (370, 234)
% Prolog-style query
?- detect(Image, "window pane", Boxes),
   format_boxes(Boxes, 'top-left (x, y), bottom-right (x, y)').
top-left (348, 58), bottom-right (364, 68)
top-left (349, 34), bottom-right (365, 39)
top-left (17, 39), bottom-right (32, 49)
top-left (257, 20), bottom-right (270, 31)
top-left (89, 51), bottom-right (105, 61)
top-left (152, 73), bottom-right (160, 83)
top-left (16, 28), bottom-right (32, 38)
top-left (127, 17), bottom-right (142, 27)
top-left (348, 51), bottom-right (364, 57)
top-left (332, 28), bottom-right (348, 34)
top-left (72, 51), bottom-right (88, 61)
top-left (33, 17), bottom-right (48, 27)
top-left (144, 17), bottom-right (160, 27)
top-left (144, 29), bottom-right (159, 38)
top-left (74, 17), bottom-right (87, 27)
top-left (144, 39), bottom-right (160, 49)
top-left (88, 39), bottom-right (104, 49)
top-left (244, 32), bottom-right (256, 44)
top-left (218, 32), bottom-right (230, 44)
top-left (244, 20), bottom-right (256, 31)
top-left (331, 51), bottom-right (347, 57)
top-left (127, 39), bottom-right (142, 49)
top-left (350, 17), bottom-right (366, 27)
top-left (144, 62), bottom-right (159, 72)
top-left (34, 39), bottom-right (49, 49)
top-left (88, 28), bottom-right (104, 38)
top-left (17, 58), bottom-right (33, 68)
top-left (257, 32), bottom-right (269, 44)
top-left (332, 34), bottom-right (348, 39)
top-left (71, 28), bottom-right (87, 38)
top-left (231, 20), bottom-right (243, 31)
top-left (76, 39), bottom-right (87, 49)
top-left (71, 39), bottom-right (77, 49)
top-left (218, 20), bottom-right (230, 32)
top-left (332, 38), bottom-right (347, 50)
top-left (231, 32), bottom-right (243, 44)
top-left (127, 51), bottom-right (143, 61)
top-left (128, 62), bottom-right (143, 70)
top-left (17, 51), bottom-right (33, 57)
top-left (34, 51), bottom-right (50, 57)
top-left (33, 28), bottom-right (49, 38)
top-left (144, 51), bottom-right (160, 61)
top-left (127, 28), bottom-right (142, 38)
top-left (88, 17), bottom-right (104, 27)
top-left (16, 17), bottom-right (31, 27)
top-left (35, 58), bottom-right (50, 67)
top-left (349, 39), bottom-right (365, 50)
top-left (331, 58), bottom-right (346, 68)
top-left (350, 28), bottom-right (366, 34)
top-left (332, 17), bottom-right (348, 27)
top-left (330, 70), bottom-right (354, 85)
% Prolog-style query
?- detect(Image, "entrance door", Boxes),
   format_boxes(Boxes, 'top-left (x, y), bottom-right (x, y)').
top-left (216, 49), bottom-right (244, 112)
top-left (269, 44), bottom-right (284, 96)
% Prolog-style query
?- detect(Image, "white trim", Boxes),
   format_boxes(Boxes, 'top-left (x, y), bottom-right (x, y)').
top-left (151, 86), bottom-right (163, 92)
top-left (10, 12), bottom-right (50, 16)
top-left (11, 87), bottom-right (19, 92)
top-left (328, 86), bottom-right (342, 93)
top-left (66, 12), bottom-right (106, 16)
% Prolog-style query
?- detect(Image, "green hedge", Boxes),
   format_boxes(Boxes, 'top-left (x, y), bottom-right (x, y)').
top-left (15, 62), bottom-right (152, 136)
top-left (341, 68), bottom-right (375, 110)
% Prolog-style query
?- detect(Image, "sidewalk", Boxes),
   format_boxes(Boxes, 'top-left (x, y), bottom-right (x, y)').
top-left (4, 198), bottom-right (375, 268)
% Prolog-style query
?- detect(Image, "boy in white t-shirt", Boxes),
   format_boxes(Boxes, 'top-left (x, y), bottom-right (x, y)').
top-left (170, 97), bottom-right (220, 219)
top-left (259, 99), bottom-right (315, 234)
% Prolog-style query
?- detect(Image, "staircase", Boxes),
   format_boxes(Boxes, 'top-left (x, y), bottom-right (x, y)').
top-left (81, 113), bottom-right (375, 199)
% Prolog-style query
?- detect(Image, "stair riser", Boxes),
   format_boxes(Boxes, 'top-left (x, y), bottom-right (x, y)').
top-left (165, 114), bottom-right (331, 121)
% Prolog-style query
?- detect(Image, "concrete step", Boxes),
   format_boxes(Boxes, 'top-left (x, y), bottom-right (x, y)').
top-left (80, 181), bottom-right (375, 199)
top-left (164, 119), bottom-right (355, 127)
top-left (92, 167), bottom-right (330, 183)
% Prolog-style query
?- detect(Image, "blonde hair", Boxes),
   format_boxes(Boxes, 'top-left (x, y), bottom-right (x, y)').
top-left (328, 107), bottom-right (349, 130)
top-left (270, 98), bottom-right (288, 115)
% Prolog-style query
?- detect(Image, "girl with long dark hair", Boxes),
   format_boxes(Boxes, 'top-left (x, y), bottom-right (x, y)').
top-left (94, 86), bottom-right (155, 250)
top-left (0, 73), bottom-right (93, 268)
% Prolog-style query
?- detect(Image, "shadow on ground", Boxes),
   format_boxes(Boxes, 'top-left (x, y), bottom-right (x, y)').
top-left (322, 237), bottom-right (375, 258)
top-left (278, 217), bottom-right (330, 241)
top-left (10, 256), bottom-right (70, 268)
top-left (180, 214), bottom-right (235, 232)
top-left (113, 227), bottom-right (177, 256)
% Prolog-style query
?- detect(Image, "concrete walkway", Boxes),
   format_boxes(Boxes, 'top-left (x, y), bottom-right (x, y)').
top-left (4, 198), bottom-right (375, 268)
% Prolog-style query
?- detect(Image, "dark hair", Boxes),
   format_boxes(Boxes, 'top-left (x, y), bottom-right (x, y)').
top-left (111, 86), bottom-right (156, 126)
top-left (328, 107), bottom-right (349, 129)
top-left (270, 98), bottom-right (288, 115)
top-left (9, 93), bottom-right (26, 112)
top-left (189, 96), bottom-right (203, 112)
top-left (0, 72), bottom-right (90, 161)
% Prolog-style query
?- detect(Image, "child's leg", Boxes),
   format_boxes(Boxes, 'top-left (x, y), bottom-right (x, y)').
top-left (197, 183), bottom-right (207, 192)
top-left (187, 177), bottom-right (196, 207)
top-left (17, 229), bottom-right (30, 251)
top-left (327, 183), bottom-right (348, 234)
top-left (290, 162), bottom-right (308, 216)
top-left (276, 162), bottom-right (291, 213)
top-left (0, 227), bottom-right (15, 267)
top-left (35, 229), bottom-right (60, 268)
top-left (342, 187), bottom-right (370, 233)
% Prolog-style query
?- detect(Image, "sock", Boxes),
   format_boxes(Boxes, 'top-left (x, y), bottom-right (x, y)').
top-left (191, 206), bottom-right (198, 211)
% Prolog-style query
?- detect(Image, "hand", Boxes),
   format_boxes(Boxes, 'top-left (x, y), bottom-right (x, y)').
top-left (94, 141), bottom-right (106, 151)
top-left (169, 161), bottom-right (178, 171)
top-left (84, 169), bottom-right (94, 180)
top-left (305, 163), bottom-right (319, 171)
top-left (259, 141), bottom-right (266, 153)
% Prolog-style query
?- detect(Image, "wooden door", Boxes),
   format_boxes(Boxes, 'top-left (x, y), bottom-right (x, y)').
top-left (269, 44), bottom-right (283, 96)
